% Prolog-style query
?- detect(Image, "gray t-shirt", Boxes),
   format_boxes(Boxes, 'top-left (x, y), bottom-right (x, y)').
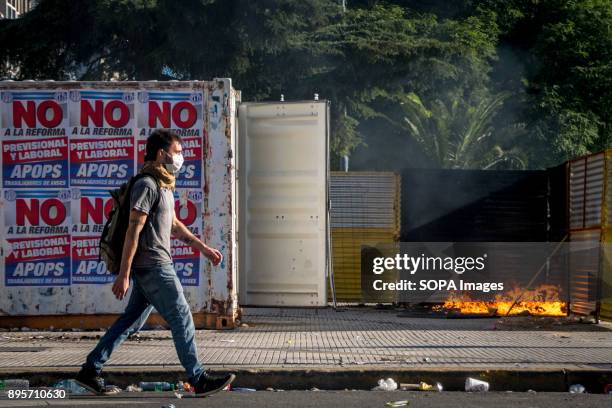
top-left (130, 176), bottom-right (174, 267)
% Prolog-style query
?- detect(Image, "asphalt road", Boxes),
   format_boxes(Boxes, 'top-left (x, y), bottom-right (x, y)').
top-left (0, 391), bottom-right (610, 408)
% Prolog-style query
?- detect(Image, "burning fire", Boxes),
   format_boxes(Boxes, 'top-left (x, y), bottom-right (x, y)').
top-left (433, 284), bottom-right (567, 316)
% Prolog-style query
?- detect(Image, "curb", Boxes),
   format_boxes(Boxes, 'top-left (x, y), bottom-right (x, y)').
top-left (1, 367), bottom-right (611, 393)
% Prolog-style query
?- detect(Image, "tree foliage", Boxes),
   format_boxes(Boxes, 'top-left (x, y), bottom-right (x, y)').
top-left (1, 0), bottom-right (610, 169)
top-left (397, 91), bottom-right (526, 169)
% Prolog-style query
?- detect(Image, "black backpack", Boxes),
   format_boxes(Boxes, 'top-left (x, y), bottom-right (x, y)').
top-left (99, 173), bottom-right (161, 275)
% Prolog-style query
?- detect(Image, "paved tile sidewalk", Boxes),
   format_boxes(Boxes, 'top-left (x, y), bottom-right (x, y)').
top-left (0, 308), bottom-right (611, 371)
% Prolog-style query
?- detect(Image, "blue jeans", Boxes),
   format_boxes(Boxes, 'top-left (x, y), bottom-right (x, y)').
top-left (81, 264), bottom-right (205, 385)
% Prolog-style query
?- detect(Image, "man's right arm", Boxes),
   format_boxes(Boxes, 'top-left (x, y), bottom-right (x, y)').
top-left (112, 210), bottom-right (147, 300)
top-left (118, 209), bottom-right (148, 280)
top-left (112, 180), bottom-right (155, 300)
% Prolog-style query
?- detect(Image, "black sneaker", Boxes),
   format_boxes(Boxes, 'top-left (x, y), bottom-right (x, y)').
top-left (194, 372), bottom-right (236, 397)
top-left (74, 368), bottom-right (106, 395)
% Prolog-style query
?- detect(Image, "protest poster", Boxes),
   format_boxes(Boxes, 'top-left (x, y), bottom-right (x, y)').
top-left (70, 188), bottom-right (114, 284)
top-left (5, 235), bottom-right (71, 287)
top-left (2, 189), bottom-right (71, 286)
top-left (172, 189), bottom-right (203, 286)
top-left (68, 90), bottom-right (135, 187)
top-left (137, 90), bottom-right (204, 188)
top-left (0, 90), bottom-right (69, 187)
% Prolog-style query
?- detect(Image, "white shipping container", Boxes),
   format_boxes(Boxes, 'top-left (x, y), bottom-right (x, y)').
top-left (238, 101), bottom-right (329, 306)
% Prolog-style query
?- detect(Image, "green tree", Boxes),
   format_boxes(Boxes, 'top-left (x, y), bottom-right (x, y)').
top-left (4, 0), bottom-right (608, 168)
top-left (385, 91), bottom-right (525, 169)
top-left (471, 0), bottom-right (612, 166)
top-left (528, 0), bottom-right (612, 164)
top-left (0, 1), bottom-right (501, 163)
top-left (292, 4), bottom-right (500, 161)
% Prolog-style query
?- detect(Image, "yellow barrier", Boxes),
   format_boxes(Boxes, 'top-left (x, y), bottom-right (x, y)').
top-left (330, 228), bottom-right (398, 302)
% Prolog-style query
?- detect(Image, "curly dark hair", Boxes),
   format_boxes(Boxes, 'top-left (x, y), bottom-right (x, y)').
top-left (144, 129), bottom-right (182, 161)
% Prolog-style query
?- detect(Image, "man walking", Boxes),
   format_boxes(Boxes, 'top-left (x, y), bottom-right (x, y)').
top-left (75, 129), bottom-right (235, 397)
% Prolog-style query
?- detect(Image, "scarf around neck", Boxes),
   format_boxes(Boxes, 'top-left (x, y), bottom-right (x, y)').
top-left (140, 161), bottom-right (176, 190)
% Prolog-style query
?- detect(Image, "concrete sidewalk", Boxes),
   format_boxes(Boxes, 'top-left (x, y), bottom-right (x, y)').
top-left (1, 308), bottom-right (611, 391)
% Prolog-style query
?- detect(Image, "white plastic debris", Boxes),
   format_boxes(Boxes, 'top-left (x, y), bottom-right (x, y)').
top-left (104, 385), bottom-right (121, 394)
top-left (465, 377), bottom-right (489, 392)
top-left (125, 384), bottom-right (143, 392)
top-left (373, 378), bottom-right (398, 391)
top-left (386, 401), bottom-right (409, 407)
top-left (569, 384), bottom-right (585, 393)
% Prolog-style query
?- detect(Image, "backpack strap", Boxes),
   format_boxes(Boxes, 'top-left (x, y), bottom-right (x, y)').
top-left (141, 174), bottom-right (162, 217)
top-left (98, 174), bottom-right (163, 267)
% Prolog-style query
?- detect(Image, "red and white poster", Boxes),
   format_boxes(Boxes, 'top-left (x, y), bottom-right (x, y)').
top-left (0, 84), bottom-right (212, 291)
top-left (2, 189), bottom-right (71, 286)
top-left (172, 189), bottom-right (203, 286)
top-left (5, 235), bottom-right (71, 287)
top-left (0, 90), bottom-right (69, 187)
top-left (69, 90), bottom-right (135, 186)
top-left (137, 90), bottom-right (204, 188)
top-left (70, 188), bottom-right (114, 284)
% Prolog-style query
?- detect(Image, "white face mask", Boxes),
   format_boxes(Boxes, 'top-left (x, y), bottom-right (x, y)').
top-left (163, 151), bottom-right (184, 174)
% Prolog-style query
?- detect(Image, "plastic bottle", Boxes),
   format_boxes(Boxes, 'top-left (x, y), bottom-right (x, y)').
top-left (2, 379), bottom-right (30, 389)
top-left (400, 381), bottom-right (443, 392)
top-left (53, 379), bottom-right (87, 394)
top-left (138, 382), bottom-right (175, 392)
top-left (419, 382), bottom-right (443, 392)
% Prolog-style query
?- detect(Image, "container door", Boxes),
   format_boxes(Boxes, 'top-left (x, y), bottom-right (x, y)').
top-left (238, 101), bottom-right (329, 306)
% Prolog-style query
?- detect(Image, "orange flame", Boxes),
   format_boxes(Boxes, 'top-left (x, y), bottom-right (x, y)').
top-left (433, 284), bottom-right (567, 316)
